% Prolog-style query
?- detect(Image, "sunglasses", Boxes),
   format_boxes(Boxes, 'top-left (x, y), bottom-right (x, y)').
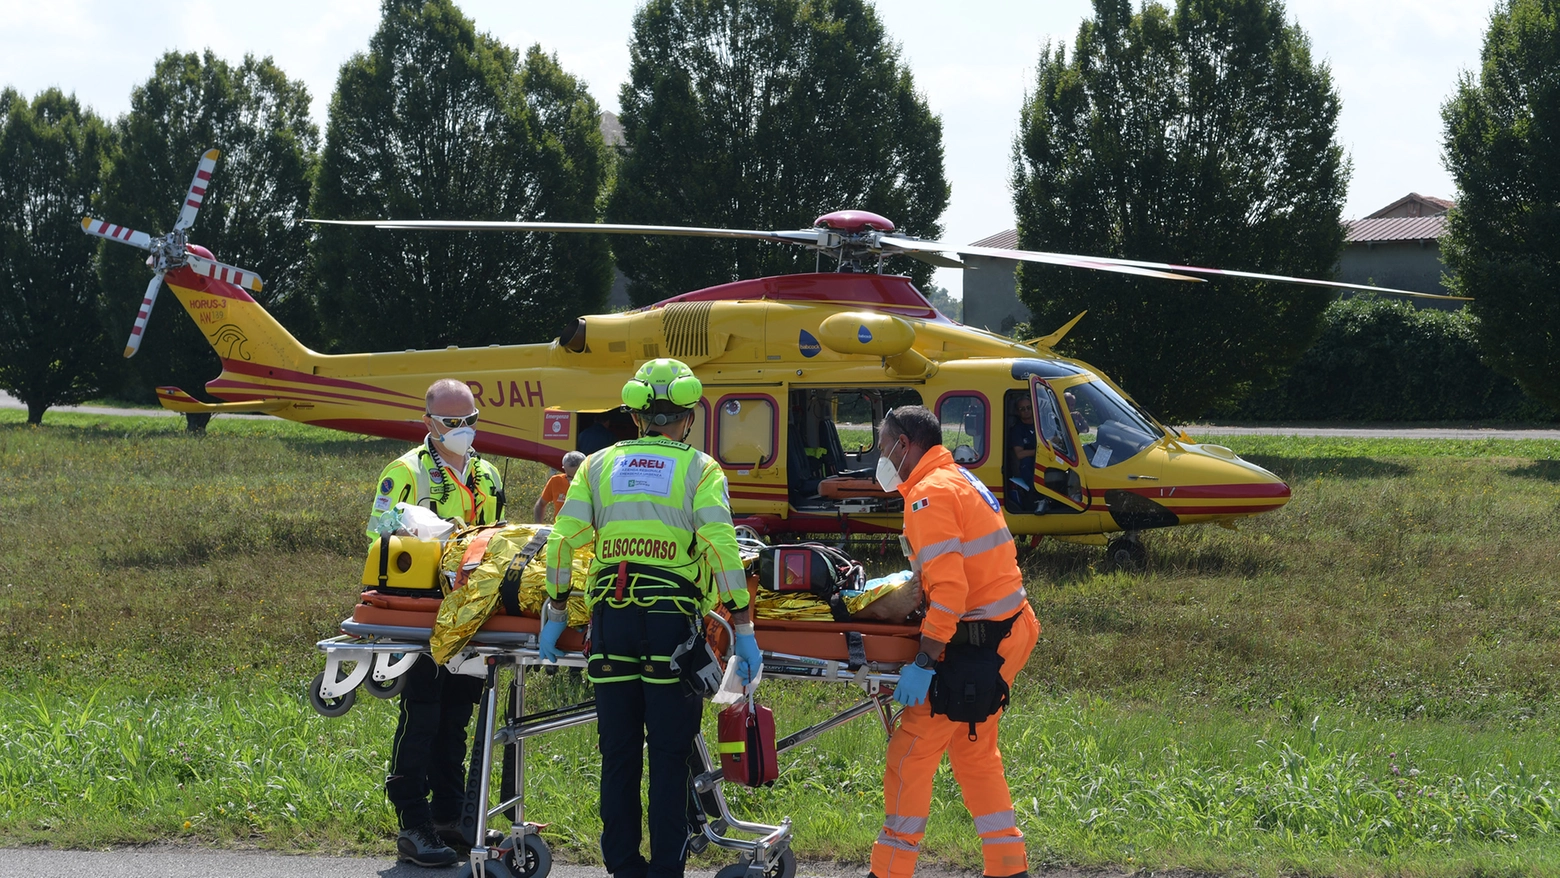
top-left (427, 411), bottom-right (480, 429)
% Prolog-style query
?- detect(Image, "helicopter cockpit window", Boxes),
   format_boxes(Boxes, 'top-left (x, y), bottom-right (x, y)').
top-left (936, 395), bottom-right (987, 465)
top-left (1066, 380), bottom-right (1162, 467)
top-left (717, 395), bottom-right (775, 468)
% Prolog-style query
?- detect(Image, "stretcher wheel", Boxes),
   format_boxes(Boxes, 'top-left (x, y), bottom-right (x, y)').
top-left (717, 848), bottom-right (795, 878)
top-left (364, 673), bottom-right (407, 699)
top-left (499, 833), bottom-right (551, 878)
top-left (307, 670), bottom-right (357, 717)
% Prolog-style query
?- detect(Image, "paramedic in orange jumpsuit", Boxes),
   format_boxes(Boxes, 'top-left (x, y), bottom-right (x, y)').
top-left (870, 405), bottom-right (1040, 878)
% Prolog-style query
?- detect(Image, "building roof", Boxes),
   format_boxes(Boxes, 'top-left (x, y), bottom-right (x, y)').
top-left (1345, 215), bottom-right (1448, 243)
top-left (1365, 192), bottom-right (1453, 219)
top-left (969, 229), bottom-right (1018, 249)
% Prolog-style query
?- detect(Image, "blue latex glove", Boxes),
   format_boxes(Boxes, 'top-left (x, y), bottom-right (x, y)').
top-left (538, 619), bottom-right (567, 663)
top-left (893, 662), bottom-right (935, 708)
top-left (733, 632), bottom-right (763, 687)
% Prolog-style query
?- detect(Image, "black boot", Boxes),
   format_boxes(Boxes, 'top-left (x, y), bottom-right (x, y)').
top-left (397, 822), bottom-right (460, 867)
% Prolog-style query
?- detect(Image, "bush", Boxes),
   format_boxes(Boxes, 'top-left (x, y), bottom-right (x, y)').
top-left (1226, 296), bottom-right (1556, 422)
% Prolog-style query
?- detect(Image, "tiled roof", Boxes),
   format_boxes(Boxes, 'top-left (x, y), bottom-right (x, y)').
top-left (969, 229), bottom-right (1018, 249)
top-left (1345, 215), bottom-right (1448, 243)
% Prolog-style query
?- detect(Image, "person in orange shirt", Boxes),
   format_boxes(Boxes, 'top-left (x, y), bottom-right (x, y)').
top-left (870, 405), bottom-right (1040, 878)
top-left (533, 451), bottom-right (585, 523)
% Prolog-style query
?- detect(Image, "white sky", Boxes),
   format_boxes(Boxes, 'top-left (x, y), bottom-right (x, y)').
top-left (0, 0), bottom-right (1496, 298)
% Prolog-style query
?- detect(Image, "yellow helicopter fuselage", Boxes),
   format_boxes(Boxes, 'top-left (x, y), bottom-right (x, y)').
top-left (160, 267), bottom-right (1289, 539)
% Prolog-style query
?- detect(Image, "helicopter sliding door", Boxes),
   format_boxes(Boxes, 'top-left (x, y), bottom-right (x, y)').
top-left (1025, 376), bottom-right (1088, 512)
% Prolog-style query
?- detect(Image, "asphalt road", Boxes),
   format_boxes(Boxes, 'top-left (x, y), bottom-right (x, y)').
top-left (0, 848), bottom-right (1046, 878)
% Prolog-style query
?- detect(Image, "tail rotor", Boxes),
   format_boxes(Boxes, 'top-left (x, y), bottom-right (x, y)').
top-left (81, 147), bottom-right (264, 358)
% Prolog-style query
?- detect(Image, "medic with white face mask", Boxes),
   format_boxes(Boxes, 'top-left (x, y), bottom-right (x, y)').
top-left (366, 378), bottom-right (506, 868)
top-left (366, 377), bottom-right (506, 540)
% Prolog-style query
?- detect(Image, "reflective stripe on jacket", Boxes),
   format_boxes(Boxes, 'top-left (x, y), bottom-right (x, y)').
top-left (898, 445), bottom-right (1025, 642)
top-left (367, 440), bottom-right (504, 539)
top-left (543, 436), bottom-right (749, 613)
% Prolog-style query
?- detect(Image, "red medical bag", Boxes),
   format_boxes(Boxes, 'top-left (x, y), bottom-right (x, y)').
top-left (716, 700), bottom-right (778, 787)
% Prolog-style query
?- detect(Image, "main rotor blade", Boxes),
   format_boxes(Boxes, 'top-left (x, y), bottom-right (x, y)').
top-left (81, 217), bottom-right (153, 251)
top-left (890, 236), bottom-right (1470, 301)
top-left (125, 273), bottom-right (164, 358)
top-left (184, 252), bottom-right (264, 293)
top-left (884, 237), bottom-right (1204, 283)
top-left (308, 218), bottom-right (823, 247)
top-left (174, 148), bottom-right (220, 232)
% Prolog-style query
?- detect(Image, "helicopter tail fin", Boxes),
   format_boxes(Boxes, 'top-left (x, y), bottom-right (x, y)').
top-left (159, 266), bottom-right (319, 409)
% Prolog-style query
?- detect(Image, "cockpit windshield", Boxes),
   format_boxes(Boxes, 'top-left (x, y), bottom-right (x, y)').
top-left (1064, 381), bottom-right (1163, 468)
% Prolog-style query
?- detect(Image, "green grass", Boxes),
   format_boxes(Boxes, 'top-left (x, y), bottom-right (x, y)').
top-left (3, 412), bottom-right (1560, 875)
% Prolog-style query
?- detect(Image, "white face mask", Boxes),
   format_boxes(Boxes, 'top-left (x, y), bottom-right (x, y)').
top-left (875, 438), bottom-right (905, 492)
top-left (436, 425), bottom-right (477, 457)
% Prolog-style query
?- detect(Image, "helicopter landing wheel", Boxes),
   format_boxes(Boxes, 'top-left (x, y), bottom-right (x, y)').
top-left (1103, 536), bottom-right (1147, 573)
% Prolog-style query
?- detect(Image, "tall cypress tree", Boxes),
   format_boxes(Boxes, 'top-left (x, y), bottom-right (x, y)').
top-left (312, 0), bottom-right (612, 352)
top-left (0, 89), bottom-right (114, 424)
top-left (1012, 0), bottom-right (1348, 420)
top-left (98, 51), bottom-right (319, 430)
top-left (1441, 0), bottom-right (1560, 409)
top-left (608, 0), bottom-right (949, 306)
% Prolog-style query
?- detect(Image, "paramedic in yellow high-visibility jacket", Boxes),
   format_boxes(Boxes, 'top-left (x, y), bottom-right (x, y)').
top-left (541, 358), bottom-right (756, 878)
top-left (366, 378), bottom-right (505, 868)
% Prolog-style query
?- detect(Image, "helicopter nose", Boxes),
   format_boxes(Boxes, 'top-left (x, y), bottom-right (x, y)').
top-left (1145, 443), bottom-right (1291, 523)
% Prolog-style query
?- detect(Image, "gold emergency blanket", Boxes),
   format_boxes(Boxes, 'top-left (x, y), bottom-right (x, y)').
top-left (752, 571), bottom-right (918, 622)
top-left (430, 524), bottom-right (593, 663)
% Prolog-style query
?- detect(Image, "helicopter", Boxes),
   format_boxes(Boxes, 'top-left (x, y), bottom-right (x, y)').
top-left (84, 149), bottom-right (1464, 570)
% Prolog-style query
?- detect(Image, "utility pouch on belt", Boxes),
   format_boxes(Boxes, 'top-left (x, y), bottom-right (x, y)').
top-left (716, 699), bottom-right (778, 787)
top-left (930, 612), bottom-right (1019, 740)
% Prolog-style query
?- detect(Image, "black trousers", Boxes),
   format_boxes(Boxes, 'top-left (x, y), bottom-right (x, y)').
top-left (386, 654), bottom-right (483, 830)
top-left (593, 605), bottom-right (706, 878)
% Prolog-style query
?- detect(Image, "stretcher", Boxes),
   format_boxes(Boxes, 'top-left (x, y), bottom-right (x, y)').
top-left (312, 591), bottom-right (918, 878)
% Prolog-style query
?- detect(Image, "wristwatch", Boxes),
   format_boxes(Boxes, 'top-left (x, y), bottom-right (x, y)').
top-left (913, 651), bottom-right (936, 670)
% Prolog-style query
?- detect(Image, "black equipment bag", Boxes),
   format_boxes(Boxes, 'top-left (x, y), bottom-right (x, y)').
top-left (754, 542), bottom-right (864, 621)
top-left (928, 613), bottom-right (1019, 739)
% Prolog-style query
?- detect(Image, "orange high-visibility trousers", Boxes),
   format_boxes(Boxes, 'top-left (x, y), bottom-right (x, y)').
top-left (871, 603), bottom-right (1039, 878)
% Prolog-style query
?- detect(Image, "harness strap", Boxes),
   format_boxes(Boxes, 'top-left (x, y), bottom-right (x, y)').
top-left (844, 631), bottom-right (867, 670)
top-left (498, 528), bottom-right (552, 616)
top-left (451, 526), bottom-right (502, 592)
top-left (376, 536), bottom-right (391, 589)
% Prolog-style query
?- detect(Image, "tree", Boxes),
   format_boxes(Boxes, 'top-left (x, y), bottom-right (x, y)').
top-left (0, 89), bottom-right (114, 424)
top-left (313, 0), bottom-right (612, 353)
top-left (1441, 0), bottom-right (1560, 409)
top-left (98, 50), bottom-right (319, 431)
top-left (608, 0), bottom-right (949, 306)
top-left (1011, 0), bottom-right (1348, 420)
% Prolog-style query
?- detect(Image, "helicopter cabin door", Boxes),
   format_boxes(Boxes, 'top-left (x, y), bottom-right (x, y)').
top-left (1026, 376), bottom-right (1088, 512)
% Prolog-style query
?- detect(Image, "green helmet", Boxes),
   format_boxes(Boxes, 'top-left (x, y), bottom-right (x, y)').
top-left (621, 358), bottom-right (703, 414)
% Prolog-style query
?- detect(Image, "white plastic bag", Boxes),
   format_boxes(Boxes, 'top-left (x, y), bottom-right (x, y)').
top-left (712, 657), bottom-right (762, 704)
top-left (396, 502), bottom-right (456, 540)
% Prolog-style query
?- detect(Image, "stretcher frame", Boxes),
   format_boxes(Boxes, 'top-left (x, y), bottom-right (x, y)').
top-left (313, 618), bottom-right (907, 878)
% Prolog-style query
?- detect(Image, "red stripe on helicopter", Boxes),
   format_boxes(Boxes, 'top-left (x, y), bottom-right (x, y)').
top-left (186, 199), bottom-right (201, 208)
top-left (1160, 503), bottom-right (1288, 516)
top-left (1086, 483), bottom-right (1290, 500)
top-left (207, 378), bottom-right (426, 413)
top-left (97, 221), bottom-right (110, 234)
top-left (190, 185), bottom-right (206, 196)
top-left (216, 358), bottom-right (421, 399)
top-left (309, 418), bottom-right (568, 467)
top-left (197, 170), bottom-right (212, 180)
top-left (131, 326), bottom-right (143, 336)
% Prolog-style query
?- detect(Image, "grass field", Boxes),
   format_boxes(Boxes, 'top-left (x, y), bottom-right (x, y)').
top-left (2, 411), bottom-right (1558, 876)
